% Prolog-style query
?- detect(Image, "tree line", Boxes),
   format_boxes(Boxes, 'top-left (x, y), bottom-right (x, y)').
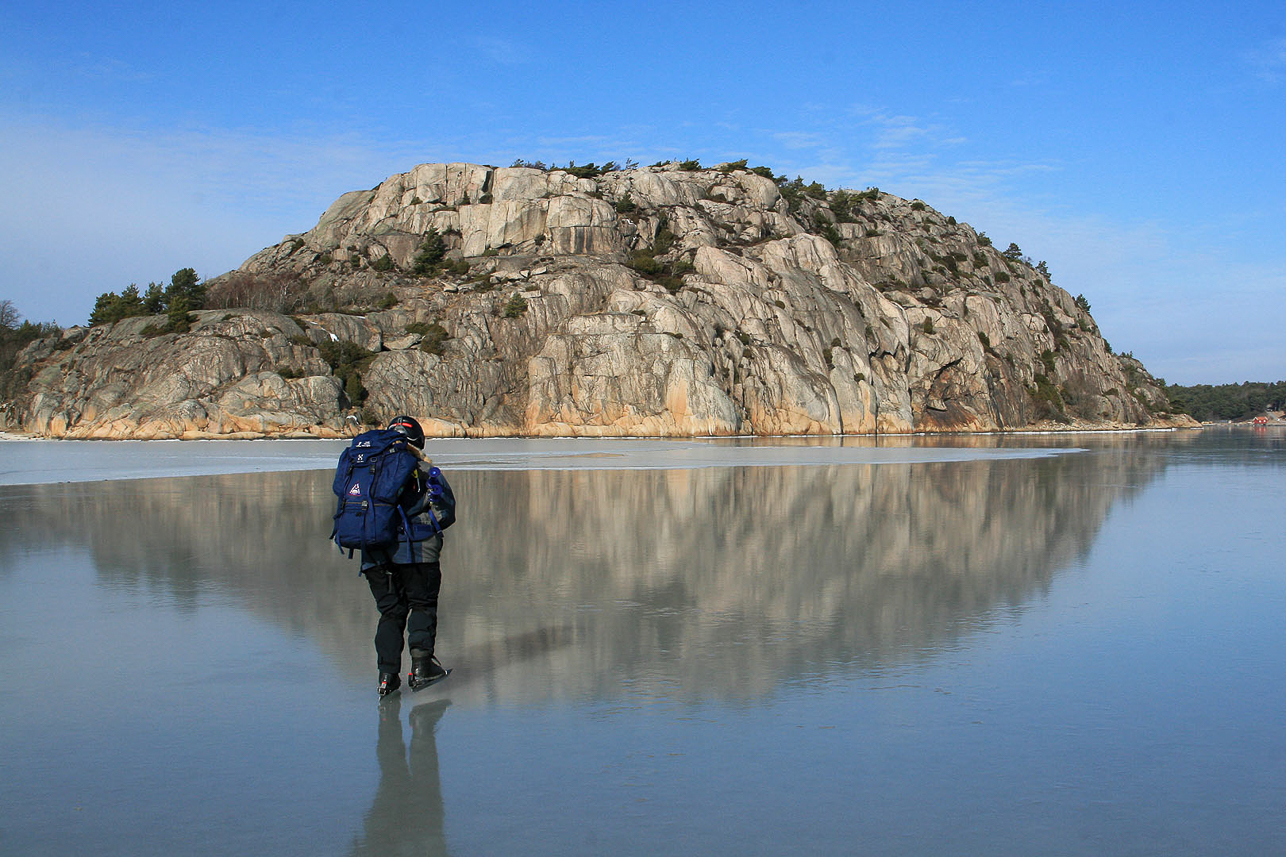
top-left (0, 300), bottom-right (60, 405)
top-left (1166, 381), bottom-right (1286, 422)
top-left (88, 268), bottom-right (205, 332)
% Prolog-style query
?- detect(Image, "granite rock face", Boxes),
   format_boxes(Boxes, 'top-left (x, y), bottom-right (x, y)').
top-left (5, 161), bottom-right (1194, 438)
top-left (14, 312), bottom-right (347, 439)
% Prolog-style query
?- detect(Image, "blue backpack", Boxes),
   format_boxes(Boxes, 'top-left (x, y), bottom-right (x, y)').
top-left (330, 428), bottom-right (420, 553)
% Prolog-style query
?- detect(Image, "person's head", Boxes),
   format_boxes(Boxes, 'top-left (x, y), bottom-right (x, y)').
top-left (387, 415), bottom-right (425, 449)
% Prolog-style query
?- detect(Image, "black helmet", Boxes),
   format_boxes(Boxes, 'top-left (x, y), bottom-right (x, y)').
top-left (387, 415), bottom-right (425, 449)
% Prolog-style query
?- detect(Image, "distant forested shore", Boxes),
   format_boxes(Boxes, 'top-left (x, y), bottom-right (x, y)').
top-left (1166, 381), bottom-right (1285, 422)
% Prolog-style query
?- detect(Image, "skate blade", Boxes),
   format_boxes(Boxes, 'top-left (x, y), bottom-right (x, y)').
top-left (409, 668), bottom-right (452, 692)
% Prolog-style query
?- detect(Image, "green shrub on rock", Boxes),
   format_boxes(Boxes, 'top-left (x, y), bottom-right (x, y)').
top-left (413, 228), bottom-right (447, 275)
top-left (503, 294), bottom-right (528, 318)
top-left (628, 252), bottom-right (663, 276)
top-left (407, 321), bottom-right (450, 355)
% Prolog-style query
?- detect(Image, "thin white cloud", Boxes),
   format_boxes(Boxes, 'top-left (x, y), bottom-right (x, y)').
top-left (475, 37), bottom-right (527, 65)
top-left (953, 159), bottom-right (1060, 176)
top-left (1008, 72), bottom-right (1050, 88)
top-left (848, 104), bottom-right (963, 152)
top-left (774, 131), bottom-right (826, 150)
top-left (72, 53), bottom-right (155, 83)
top-left (533, 135), bottom-right (620, 149)
top-left (871, 116), bottom-right (936, 150)
top-left (1246, 37), bottom-right (1286, 83)
top-left (857, 153), bottom-right (1061, 211)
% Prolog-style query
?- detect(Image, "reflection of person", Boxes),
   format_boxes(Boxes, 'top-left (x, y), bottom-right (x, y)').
top-left (363, 415), bottom-right (454, 697)
top-left (351, 698), bottom-right (451, 857)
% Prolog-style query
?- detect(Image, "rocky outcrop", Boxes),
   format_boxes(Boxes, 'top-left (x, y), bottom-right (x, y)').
top-left (3, 161), bottom-right (1196, 438)
top-left (13, 312), bottom-right (347, 439)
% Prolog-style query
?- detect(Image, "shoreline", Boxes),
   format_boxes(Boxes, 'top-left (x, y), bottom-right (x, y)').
top-left (0, 434), bottom-right (1098, 487)
top-left (0, 417), bottom-right (1204, 443)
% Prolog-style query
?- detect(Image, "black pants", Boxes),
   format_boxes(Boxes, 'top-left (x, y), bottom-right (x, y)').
top-left (363, 561), bottom-right (442, 675)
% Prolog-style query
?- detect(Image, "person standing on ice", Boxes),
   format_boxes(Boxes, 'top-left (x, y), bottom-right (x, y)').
top-left (359, 415), bottom-right (456, 697)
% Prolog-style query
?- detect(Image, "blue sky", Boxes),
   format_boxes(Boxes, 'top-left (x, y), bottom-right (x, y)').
top-left (1, 1), bottom-right (1282, 385)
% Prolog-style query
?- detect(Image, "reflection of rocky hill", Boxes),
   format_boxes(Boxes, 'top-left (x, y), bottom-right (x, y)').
top-left (0, 446), bottom-right (1166, 702)
top-left (0, 470), bottom-right (371, 675)
top-left (456, 451), bottom-right (1157, 702)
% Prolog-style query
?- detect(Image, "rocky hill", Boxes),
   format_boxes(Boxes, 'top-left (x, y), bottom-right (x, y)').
top-left (4, 161), bottom-right (1194, 438)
